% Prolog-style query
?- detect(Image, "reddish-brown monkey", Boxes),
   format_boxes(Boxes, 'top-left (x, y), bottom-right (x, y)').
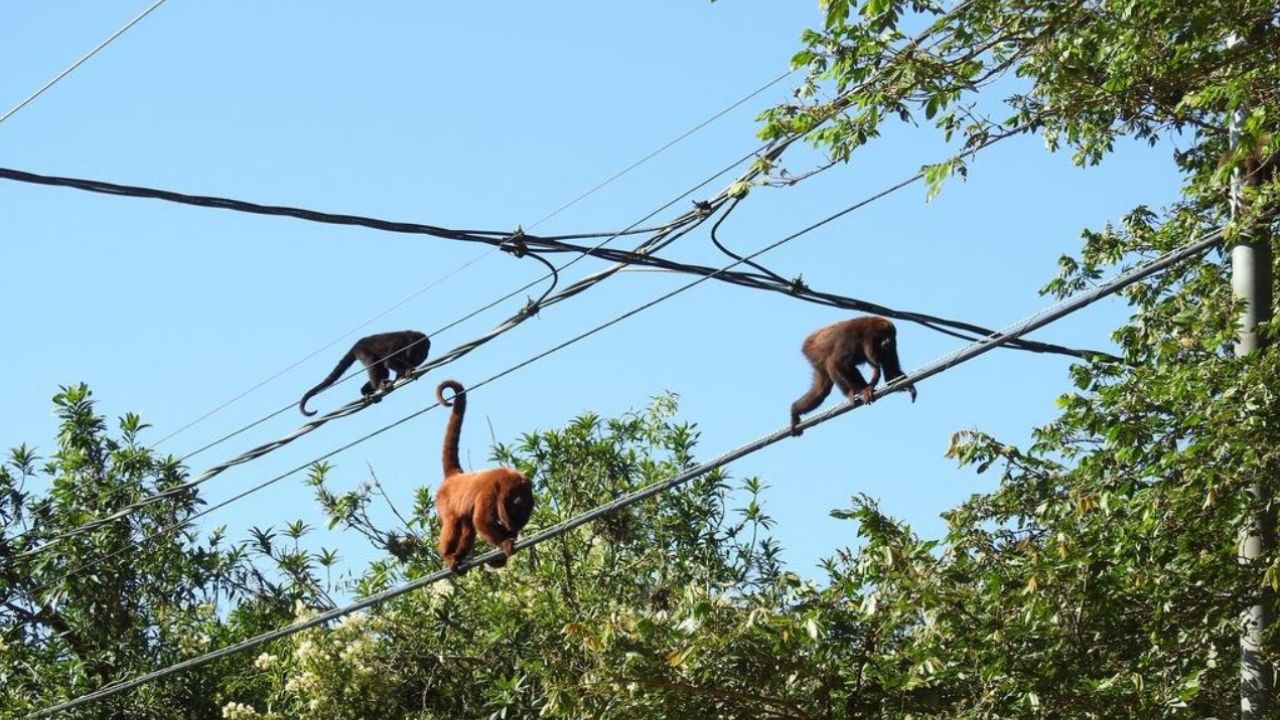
top-left (298, 330), bottom-right (430, 416)
top-left (434, 380), bottom-right (535, 573)
top-left (789, 316), bottom-right (917, 435)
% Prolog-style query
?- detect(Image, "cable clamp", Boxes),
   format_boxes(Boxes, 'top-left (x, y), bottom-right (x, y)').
top-left (501, 227), bottom-right (529, 258)
top-left (787, 275), bottom-right (808, 295)
top-left (519, 296), bottom-right (541, 318)
top-left (692, 200), bottom-right (713, 217)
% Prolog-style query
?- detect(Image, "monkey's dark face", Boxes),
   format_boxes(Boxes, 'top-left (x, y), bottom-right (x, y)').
top-left (504, 482), bottom-right (535, 533)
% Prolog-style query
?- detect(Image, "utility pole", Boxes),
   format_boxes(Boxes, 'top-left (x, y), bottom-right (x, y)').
top-left (1232, 33), bottom-right (1275, 720)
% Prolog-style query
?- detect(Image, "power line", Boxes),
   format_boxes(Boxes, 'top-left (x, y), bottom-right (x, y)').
top-left (14, 134), bottom-right (986, 585)
top-left (26, 225), bottom-right (1224, 718)
top-left (10, 1), bottom-right (982, 559)
top-left (11, 147), bottom-right (753, 561)
top-left (548, 210), bottom-right (1115, 361)
top-left (0, 166), bottom-right (673, 244)
top-left (0, 0), bottom-right (169, 127)
top-left (526, 69), bottom-right (795, 230)
top-left (152, 249), bottom-right (496, 450)
top-left (163, 68), bottom-right (796, 455)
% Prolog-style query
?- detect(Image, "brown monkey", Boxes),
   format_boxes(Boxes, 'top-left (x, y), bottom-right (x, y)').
top-left (434, 380), bottom-right (535, 574)
top-left (298, 330), bottom-right (430, 416)
top-left (789, 316), bottom-right (916, 436)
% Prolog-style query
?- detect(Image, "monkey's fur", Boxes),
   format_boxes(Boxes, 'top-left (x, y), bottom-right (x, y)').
top-left (434, 380), bottom-right (535, 574)
top-left (790, 316), bottom-right (917, 435)
top-left (298, 330), bottom-right (430, 416)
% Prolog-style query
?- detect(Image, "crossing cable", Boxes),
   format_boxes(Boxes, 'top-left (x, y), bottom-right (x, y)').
top-left (10, 4), bottom-right (979, 558)
top-left (151, 251), bottom-right (495, 451)
top-left (11, 151), bottom-right (752, 561)
top-left (539, 212), bottom-right (1114, 361)
top-left (12, 200), bottom-right (739, 599)
top-left (13, 135), bottom-right (998, 587)
top-left (26, 225), bottom-right (1226, 718)
top-left (150, 68), bottom-right (795, 453)
top-left (0, 0), bottom-right (169, 126)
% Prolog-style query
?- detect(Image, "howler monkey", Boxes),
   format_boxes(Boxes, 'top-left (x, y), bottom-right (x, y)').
top-left (298, 330), bottom-right (430, 416)
top-left (789, 316), bottom-right (916, 436)
top-left (434, 380), bottom-right (535, 574)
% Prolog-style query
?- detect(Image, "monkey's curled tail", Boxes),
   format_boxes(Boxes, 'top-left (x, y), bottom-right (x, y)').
top-left (298, 346), bottom-right (361, 416)
top-left (436, 380), bottom-right (466, 477)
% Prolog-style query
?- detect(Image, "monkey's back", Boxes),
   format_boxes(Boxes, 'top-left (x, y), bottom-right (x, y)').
top-left (801, 316), bottom-right (894, 360)
top-left (436, 468), bottom-right (531, 517)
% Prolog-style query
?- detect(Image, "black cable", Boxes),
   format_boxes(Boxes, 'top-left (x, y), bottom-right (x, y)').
top-left (23, 223), bottom-right (1225, 720)
top-left (0, 166), bottom-right (674, 244)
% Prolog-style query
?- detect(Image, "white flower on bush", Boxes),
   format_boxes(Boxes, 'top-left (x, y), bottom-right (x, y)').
top-left (253, 652), bottom-right (278, 670)
top-left (221, 701), bottom-right (259, 719)
top-left (294, 639), bottom-right (317, 662)
top-left (284, 670), bottom-right (319, 694)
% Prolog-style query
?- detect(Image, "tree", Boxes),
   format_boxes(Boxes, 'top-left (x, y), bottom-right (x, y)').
top-left (738, 0), bottom-right (1280, 716)
top-left (223, 394), bottom-right (806, 719)
top-left (0, 384), bottom-right (319, 718)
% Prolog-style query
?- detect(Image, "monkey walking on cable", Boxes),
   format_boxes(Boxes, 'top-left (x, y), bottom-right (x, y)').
top-left (434, 380), bottom-right (535, 574)
top-left (298, 330), bottom-right (430, 416)
top-left (790, 316), bottom-right (917, 436)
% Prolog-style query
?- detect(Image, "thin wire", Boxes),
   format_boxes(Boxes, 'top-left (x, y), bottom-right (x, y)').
top-left (148, 70), bottom-right (795, 451)
top-left (13, 4), bottom-right (981, 559)
top-left (17, 131), bottom-right (1033, 593)
top-left (26, 225), bottom-right (1224, 718)
top-left (16, 138), bottom-right (932, 588)
top-left (526, 69), bottom-right (795, 230)
top-left (0, 0), bottom-right (169, 127)
top-left (14, 148), bottom-right (754, 560)
top-left (155, 250), bottom-right (494, 450)
top-left (170, 156), bottom-right (746, 463)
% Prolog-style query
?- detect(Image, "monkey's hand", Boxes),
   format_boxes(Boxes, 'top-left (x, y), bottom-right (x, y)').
top-left (859, 387), bottom-right (875, 404)
top-left (789, 415), bottom-right (804, 437)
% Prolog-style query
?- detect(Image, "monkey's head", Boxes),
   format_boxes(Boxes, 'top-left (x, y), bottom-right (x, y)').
top-left (502, 476), bottom-right (536, 533)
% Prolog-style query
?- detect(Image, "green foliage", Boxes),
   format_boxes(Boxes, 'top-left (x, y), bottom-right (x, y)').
top-left (745, 0), bottom-right (1280, 716)
top-left (220, 395), bottom-right (825, 719)
top-left (759, 0), bottom-right (1279, 208)
top-left (0, 385), bottom-right (322, 718)
top-left (7, 3), bottom-right (1280, 717)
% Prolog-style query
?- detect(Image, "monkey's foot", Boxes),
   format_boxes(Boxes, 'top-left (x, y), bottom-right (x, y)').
top-left (486, 555), bottom-right (509, 569)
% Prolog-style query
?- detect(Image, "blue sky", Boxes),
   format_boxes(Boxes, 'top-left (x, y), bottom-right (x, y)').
top-left (0, 2), bottom-right (1184, 588)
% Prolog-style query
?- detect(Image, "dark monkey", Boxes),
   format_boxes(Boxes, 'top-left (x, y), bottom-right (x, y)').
top-left (789, 316), bottom-right (917, 435)
top-left (298, 330), bottom-right (430, 416)
top-left (434, 380), bottom-right (535, 574)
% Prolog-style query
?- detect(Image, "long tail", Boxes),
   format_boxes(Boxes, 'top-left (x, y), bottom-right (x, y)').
top-left (298, 347), bottom-right (359, 416)
top-left (436, 380), bottom-right (466, 477)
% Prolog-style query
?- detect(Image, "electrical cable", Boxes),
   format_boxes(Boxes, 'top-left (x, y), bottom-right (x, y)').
top-left (9, 2), bottom-right (983, 559)
top-left (25, 225), bottom-right (1224, 718)
top-left (0, 0), bottom-right (169, 126)
top-left (51, 68), bottom-right (798, 454)
top-left (0, 166), bottom-right (679, 244)
top-left (11, 147), bottom-right (757, 561)
top-left (14, 138), bottom-right (982, 587)
top-left (152, 249), bottom-right (496, 450)
top-left (525, 69), bottom-right (795, 230)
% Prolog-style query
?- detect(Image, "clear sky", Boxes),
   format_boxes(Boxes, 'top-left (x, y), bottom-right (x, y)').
top-left (0, 2), bottom-right (1184, 588)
